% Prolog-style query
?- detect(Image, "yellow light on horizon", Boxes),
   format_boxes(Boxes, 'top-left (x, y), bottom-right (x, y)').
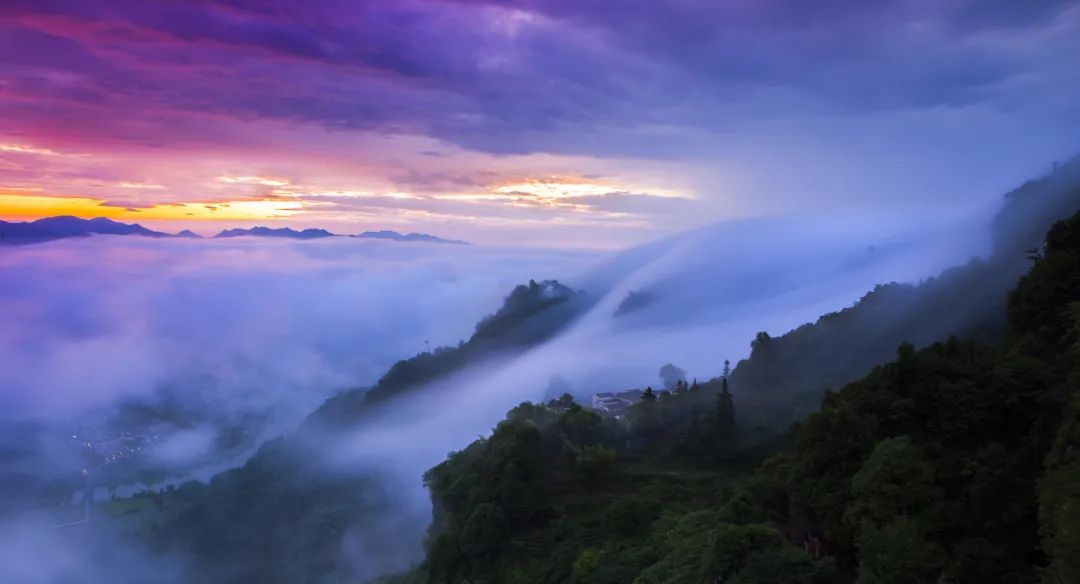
top-left (0, 193), bottom-right (304, 222)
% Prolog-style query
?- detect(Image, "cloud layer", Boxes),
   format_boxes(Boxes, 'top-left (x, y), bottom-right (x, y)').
top-left (0, 201), bottom-right (998, 579)
top-left (0, 235), bottom-right (594, 422)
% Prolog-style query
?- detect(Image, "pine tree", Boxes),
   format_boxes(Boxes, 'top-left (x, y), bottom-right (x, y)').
top-left (641, 387), bottom-right (657, 403)
top-left (716, 377), bottom-right (735, 439)
top-left (722, 359), bottom-right (732, 378)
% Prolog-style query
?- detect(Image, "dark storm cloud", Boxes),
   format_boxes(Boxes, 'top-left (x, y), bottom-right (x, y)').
top-left (2, 0), bottom-right (1076, 156)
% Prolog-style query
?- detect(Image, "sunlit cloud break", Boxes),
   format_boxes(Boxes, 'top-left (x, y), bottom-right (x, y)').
top-left (0, 143), bottom-right (62, 156)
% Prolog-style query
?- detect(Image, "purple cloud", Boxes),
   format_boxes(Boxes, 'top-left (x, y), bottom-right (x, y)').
top-left (3, 0), bottom-right (1077, 157)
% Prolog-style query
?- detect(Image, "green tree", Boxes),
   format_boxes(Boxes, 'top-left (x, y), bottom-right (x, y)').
top-left (730, 545), bottom-right (833, 584)
top-left (570, 549), bottom-right (599, 583)
top-left (843, 436), bottom-right (941, 530)
top-left (460, 503), bottom-right (510, 561)
top-left (575, 445), bottom-right (617, 484)
top-left (1040, 393), bottom-right (1080, 583)
top-left (635, 511), bottom-right (721, 583)
top-left (717, 378), bottom-right (735, 439)
top-left (855, 517), bottom-right (945, 584)
top-left (604, 496), bottom-right (661, 537)
top-left (701, 523), bottom-right (785, 580)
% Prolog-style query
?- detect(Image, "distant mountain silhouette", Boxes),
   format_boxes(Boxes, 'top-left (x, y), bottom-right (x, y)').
top-left (213, 226), bottom-right (336, 239)
top-left (0, 216), bottom-right (171, 245)
top-left (354, 230), bottom-right (468, 244)
top-left (214, 226), bottom-right (468, 244)
top-left (0, 216), bottom-right (468, 246)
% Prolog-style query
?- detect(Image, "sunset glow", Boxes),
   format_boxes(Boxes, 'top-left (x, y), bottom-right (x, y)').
top-left (1, 1), bottom-right (1078, 246)
top-left (0, 193), bottom-right (305, 222)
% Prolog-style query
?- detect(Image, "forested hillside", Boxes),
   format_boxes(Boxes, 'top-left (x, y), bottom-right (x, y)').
top-left (401, 209), bottom-right (1080, 584)
top-left (729, 158), bottom-right (1080, 421)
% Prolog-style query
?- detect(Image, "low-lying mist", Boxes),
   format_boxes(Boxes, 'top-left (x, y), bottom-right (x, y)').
top-left (0, 208), bottom-right (992, 581)
top-left (314, 209), bottom-right (993, 579)
top-left (0, 236), bottom-right (593, 500)
top-left (0, 236), bottom-right (594, 420)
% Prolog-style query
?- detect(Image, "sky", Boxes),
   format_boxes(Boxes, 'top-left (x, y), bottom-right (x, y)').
top-left (1, 0), bottom-right (1079, 247)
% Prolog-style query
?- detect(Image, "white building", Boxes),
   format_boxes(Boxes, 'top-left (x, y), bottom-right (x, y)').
top-left (591, 389), bottom-right (647, 415)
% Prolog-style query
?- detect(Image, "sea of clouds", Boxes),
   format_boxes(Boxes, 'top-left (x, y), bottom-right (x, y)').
top-left (0, 236), bottom-right (595, 422)
top-left (0, 208), bottom-right (991, 581)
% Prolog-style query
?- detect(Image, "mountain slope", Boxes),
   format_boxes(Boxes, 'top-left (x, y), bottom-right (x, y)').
top-left (727, 157), bottom-right (1080, 419)
top-left (402, 209), bottom-right (1080, 584)
top-left (746, 209), bottom-right (1080, 582)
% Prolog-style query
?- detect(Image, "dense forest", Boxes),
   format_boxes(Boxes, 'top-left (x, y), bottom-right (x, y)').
top-left (395, 209), bottom-right (1080, 584)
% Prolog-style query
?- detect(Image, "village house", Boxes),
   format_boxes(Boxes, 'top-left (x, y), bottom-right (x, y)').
top-left (591, 389), bottom-right (646, 415)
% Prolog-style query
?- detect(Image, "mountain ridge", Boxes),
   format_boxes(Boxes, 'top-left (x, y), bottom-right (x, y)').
top-left (0, 215), bottom-right (173, 244)
top-left (213, 226), bottom-right (336, 239)
top-left (356, 230), bottom-right (469, 245)
top-left (0, 216), bottom-right (468, 245)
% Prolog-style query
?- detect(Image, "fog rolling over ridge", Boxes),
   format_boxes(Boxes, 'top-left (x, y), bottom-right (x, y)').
top-left (1, 160), bottom-right (1078, 582)
top-left (167, 159), bottom-right (1080, 583)
top-left (0, 236), bottom-right (590, 420)
top-left (307, 214), bottom-right (995, 578)
top-left (155, 198), bottom-right (1013, 580)
top-left (0, 237), bottom-right (593, 519)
